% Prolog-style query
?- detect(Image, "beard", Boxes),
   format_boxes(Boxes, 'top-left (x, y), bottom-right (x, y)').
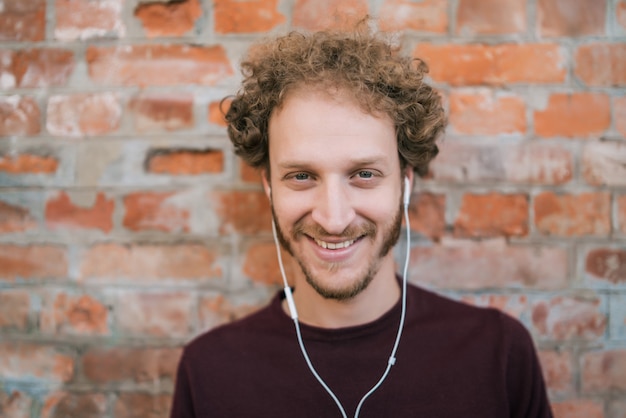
top-left (271, 201), bottom-right (403, 301)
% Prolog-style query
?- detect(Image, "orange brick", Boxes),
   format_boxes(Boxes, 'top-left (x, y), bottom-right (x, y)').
top-left (534, 93), bottom-right (610, 138)
top-left (242, 241), bottom-right (295, 286)
top-left (114, 393), bottom-right (171, 418)
top-left (146, 148), bottom-right (224, 175)
top-left (538, 0), bottom-right (606, 36)
top-left (379, 0), bottom-right (447, 33)
top-left (0, 244), bottom-right (67, 281)
top-left (409, 240), bottom-right (568, 289)
top-left (619, 1), bottom-right (626, 30)
top-left (407, 193), bottom-right (446, 240)
top-left (582, 349), bottom-right (626, 393)
top-left (414, 43), bottom-right (566, 86)
top-left (538, 350), bottom-right (573, 395)
top-left (46, 93), bottom-right (121, 136)
top-left (87, 44), bottom-right (233, 86)
top-left (40, 292), bottom-right (109, 336)
top-left (575, 43), bottom-right (626, 86)
top-left (1, 49), bottom-right (75, 88)
top-left (79, 243), bottom-right (222, 281)
top-left (615, 96), bottom-right (626, 138)
top-left (55, 0), bottom-right (125, 40)
top-left (456, 0), bottom-right (526, 35)
top-left (459, 294), bottom-right (528, 319)
top-left (214, 0), bottom-right (285, 33)
top-left (585, 248), bottom-right (626, 284)
top-left (45, 192), bottom-right (114, 233)
top-left (199, 294), bottom-right (263, 331)
top-left (135, 0), bottom-right (202, 37)
top-left (293, 0), bottom-right (368, 31)
top-left (0, 342), bottom-right (74, 383)
top-left (41, 392), bottom-right (107, 418)
top-left (454, 193), bottom-right (528, 238)
top-left (618, 195), bottom-right (626, 234)
top-left (534, 192), bottom-right (611, 236)
top-left (531, 296), bottom-right (606, 340)
top-left (0, 0), bottom-right (45, 41)
top-left (0, 96), bottom-right (40, 135)
top-left (0, 154), bottom-right (59, 175)
top-left (582, 142), bottom-right (626, 186)
top-left (449, 90), bottom-right (526, 135)
top-left (551, 399), bottom-right (604, 418)
top-left (0, 390), bottom-right (33, 418)
top-left (208, 99), bottom-right (229, 127)
top-left (129, 93), bottom-right (194, 132)
top-left (115, 292), bottom-right (194, 337)
top-left (123, 191), bottom-right (190, 233)
top-left (0, 200), bottom-right (37, 233)
top-left (212, 190), bottom-right (272, 234)
top-left (0, 290), bottom-right (30, 331)
top-left (240, 162), bottom-right (262, 184)
top-left (82, 347), bottom-right (181, 384)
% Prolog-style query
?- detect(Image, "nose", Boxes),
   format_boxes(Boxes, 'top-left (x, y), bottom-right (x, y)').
top-left (310, 179), bottom-right (356, 235)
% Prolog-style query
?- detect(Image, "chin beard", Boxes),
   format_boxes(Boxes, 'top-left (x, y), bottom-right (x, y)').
top-left (271, 201), bottom-right (402, 301)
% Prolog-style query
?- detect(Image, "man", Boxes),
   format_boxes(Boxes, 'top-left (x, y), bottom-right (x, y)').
top-left (170, 23), bottom-right (553, 417)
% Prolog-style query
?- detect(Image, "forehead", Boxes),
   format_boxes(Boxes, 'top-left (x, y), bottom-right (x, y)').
top-left (267, 90), bottom-right (398, 170)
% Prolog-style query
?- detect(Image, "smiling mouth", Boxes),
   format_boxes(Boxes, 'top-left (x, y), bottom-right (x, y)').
top-left (313, 237), bottom-right (358, 250)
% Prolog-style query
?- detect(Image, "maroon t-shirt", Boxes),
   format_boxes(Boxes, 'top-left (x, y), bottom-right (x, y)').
top-left (170, 284), bottom-right (553, 417)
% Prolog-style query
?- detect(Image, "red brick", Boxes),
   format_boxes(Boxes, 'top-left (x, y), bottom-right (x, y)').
top-left (45, 191), bottom-right (114, 233)
top-left (407, 193), bottom-right (446, 240)
top-left (214, 0), bottom-right (285, 33)
top-left (114, 393), bottom-right (171, 418)
top-left (240, 162), bottom-right (262, 184)
top-left (1, 49), bottom-right (75, 88)
top-left (212, 190), bottom-right (271, 234)
top-left (449, 90), bottom-right (526, 135)
top-left (538, 0), bottom-right (605, 36)
top-left (619, 1), bottom-right (626, 30)
top-left (41, 392), bottom-right (107, 418)
top-left (585, 248), bottom-right (626, 284)
top-left (208, 99), bottom-right (228, 127)
top-left (243, 242), bottom-right (295, 286)
top-left (0, 245), bottom-right (67, 281)
top-left (0, 154), bottom-right (58, 175)
top-left (615, 96), bottom-right (626, 138)
top-left (115, 292), bottom-right (194, 337)
top-left (82, 347), bottom-right (181, 384)
top-left (0, 200), bottom-right (36, 233)
top-left (551, 400), bottom-right (604, 418)
top-left (293, 0), bottom-right (368, 31)
top-left (582, 349), bottom-right (626, 393)
top-left (431, 141), bottom-right (573, 185)
top-left (618, 195), bottom-right (626, 234)
top-left (79, 243), bottom-right (221, 281)
top-left (86, 44), bottom-right (233, 86)
top-left (0, 343), bottom-right (74, 383)
top-left (146, 148), bottom-right (224, 175)
top-left (0, 390), bottom-right (32, 418)
top-left (534, 192), bottom-right (611, 236)
top-left (379, 0), bottom-right (447, 33)
top-left (459, 294), bottom-right (528, 319)
top-left (454, 193), bottom-right (528, 238)
top-left (531, 296), bottom-right (606, 340)
top-left (129, 93), bottom-right (193, 132)
top-left (0, 0), bottom-right (45, 41)
top-left (40, 292), bottom-right (109, 336)
top-left (123, 191), bottom-right (190, 233)
top-left (534, 93), bottom-right (610, 138)
top-left (413, 43), bottom-right (566, 86)
top-left (582, 142), bottom-right (626, 186)
top-left (0, 96), bottom-right (40, 136)
top-left (55, 0), bottom-right (125, 40)
top-left (575, 43), bottom-right (626, 86)
top-left (456, 0), bottom-right (526, 35)
top-left (135, 0), bottom-right (202, 37)
top-left (199, 294), bottom-right (263, 331)
top-left (409, 240), bottom-right (568, 289)
top-left (0, 290), bottom-right (30, 331)
top-left (538, 350), bottom-right (573, 395)
top-left (46, 93), bottom-right (121, 136)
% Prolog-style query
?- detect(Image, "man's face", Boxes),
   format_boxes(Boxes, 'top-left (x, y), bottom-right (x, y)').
top-left (264, 90), bottom-right (406, 301)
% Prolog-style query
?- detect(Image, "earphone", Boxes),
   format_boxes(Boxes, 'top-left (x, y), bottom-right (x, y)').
top-left (271, 176), bottom-right (412, 418)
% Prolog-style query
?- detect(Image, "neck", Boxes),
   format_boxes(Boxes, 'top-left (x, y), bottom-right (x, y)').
top-left (284, 257), bottom-right (400, 328)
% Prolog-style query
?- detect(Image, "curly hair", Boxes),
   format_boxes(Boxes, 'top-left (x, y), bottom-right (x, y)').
top-left (224, 24), bottom-right (446, 177)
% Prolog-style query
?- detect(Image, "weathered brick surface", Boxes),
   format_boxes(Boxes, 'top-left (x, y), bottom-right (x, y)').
top-left (55, 0), bottom-right (125, 41)
top-left (0, 0), bottom-right (45, 41)
top-left (618, 195), bottom-right (626, 234)
top-left (40, 291), bottom-right (109, 336)
top-left (531, 296), bottom-right (606, 340)
top-left (0, 390), bottom-right (32, 418)
top-left (135, 0), bottom-right (202, 37)
top-left (242, 241), bottom-right (295, 286)
top-left (129, 93), bottom-right (194, 132)
top-left (0, 49), bottom-right (75, 88)
top-left (537, 0), bottom-right (606, 36)
top-left (293, 0), bottom-right (368, 31)
top-left (585, 248), bottom-right (626, 284)
top-left (407, 193), bottom-right (446, 240)
top-left (123, 191), bottom-right (190, 233)
top-left (146, 148), bottom-right (224, 174)
top-left (0, 290), bottom-right (30, 331)
top-left (0, 200), bottom-right (37, 233)
top-left (582, 349), bottom-right (626, 393)
top-left (379, 0), bottom-right (447, 33)
top-left (456, 0), bottom-right (526, 35)
top-left (212, 190), bottom-right (272, 234)
top-left (534, 192), bottom-right (611, 236)
top-left (0, 96), bottom-right (41, 136)
top-left (46, 93), bottom-right (122, 137)
top-left (114, 393), bottom-right (171, 418)
top-left (551, 400), bottom-right (604, 418)
top-left (534, 93), bottom-right (611, 138)
top-left (454, 193), bottom-right (528, 238)
top-left (45, 191), bottom-right (115, 233)
top-left (582, 141), bottom-right (626, 186)
top-left (575, 43), bottom-right (626, 86)
top-left (0, 154), bottom-right (59, 175)
top-left (538, 350), bottom-right (573, 395)
top-left (115, 292), bottom-right (194, 337)
top-left (214, 0), bottom-right (286, 33)
top-left (449, 90), bottom-right (526, 135)
top-left (0, 245), bottom-right (68, 281)
top-left (0, 343), bottom-right (74, 383)
top-left (41, 392), bottom-right (107, 418)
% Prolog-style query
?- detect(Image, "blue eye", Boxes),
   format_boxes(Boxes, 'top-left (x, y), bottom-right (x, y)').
top-left (294, 173), bottom-right (309, 180)
top-left (358, 171), bottom-right (373, 178)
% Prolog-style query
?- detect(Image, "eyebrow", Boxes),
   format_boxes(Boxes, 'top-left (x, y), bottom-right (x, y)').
top-left (277, 155), bottom-right (389, 170)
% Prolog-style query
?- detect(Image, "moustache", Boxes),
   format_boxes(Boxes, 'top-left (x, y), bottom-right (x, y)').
top-left (292, 220), bottom-right (377, 241)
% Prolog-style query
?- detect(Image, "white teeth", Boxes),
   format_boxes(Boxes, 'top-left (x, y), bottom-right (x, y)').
top-left (314, 238), bottom-right (356, 250)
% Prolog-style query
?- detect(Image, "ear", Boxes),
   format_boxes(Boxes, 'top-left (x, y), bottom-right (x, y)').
top-left (261, 169), bottom-right (271, 201)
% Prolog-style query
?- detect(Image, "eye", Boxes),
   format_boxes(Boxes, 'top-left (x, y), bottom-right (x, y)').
top-left (357, 170), bottom-right (374, 179)
top-left (294, 172), bottom-right (310, 181)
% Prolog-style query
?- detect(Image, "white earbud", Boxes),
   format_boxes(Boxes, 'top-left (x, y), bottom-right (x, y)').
top-left (403, 176), bottom-right (411, 207)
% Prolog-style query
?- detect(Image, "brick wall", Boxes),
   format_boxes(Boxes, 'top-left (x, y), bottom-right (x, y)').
top-left (0, 0), bottom-right (624, 417)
